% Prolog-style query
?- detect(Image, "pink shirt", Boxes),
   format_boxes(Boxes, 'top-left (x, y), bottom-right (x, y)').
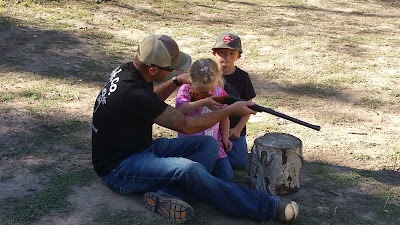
top-left (176, 84), bottom-right (228, 159)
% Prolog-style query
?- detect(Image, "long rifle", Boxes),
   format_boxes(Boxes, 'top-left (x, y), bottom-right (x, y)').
top-left (190, 90), bottom-right (321, 131)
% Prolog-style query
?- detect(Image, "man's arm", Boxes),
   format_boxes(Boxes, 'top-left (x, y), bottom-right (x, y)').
top-left (154, 101), bottom-right (256, 135)
top-left (154, 73), bottom-right (190, 101)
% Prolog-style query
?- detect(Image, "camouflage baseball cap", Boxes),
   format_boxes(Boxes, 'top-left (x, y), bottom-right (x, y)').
top-left (137, 34), bottom-right (192, 71)
top-left (212, 32), bottom-right (242, 54)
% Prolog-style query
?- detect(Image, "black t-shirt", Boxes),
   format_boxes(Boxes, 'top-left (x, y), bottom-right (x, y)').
top-left (223, 67), bottom-right (256, 136)
top-left (92, 62), bottom-right (168, 176)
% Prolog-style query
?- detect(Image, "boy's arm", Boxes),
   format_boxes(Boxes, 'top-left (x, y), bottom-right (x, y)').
top-left (229, 115), bottom-right (250, 139)
top-left (220, 117), bottom-right (230, 140)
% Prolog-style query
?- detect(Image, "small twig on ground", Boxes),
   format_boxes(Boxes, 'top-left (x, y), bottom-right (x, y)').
top-left (383, 196), bottom-right (390, 213)
top-left (348, 132), bottom-right (368, 135)
top-left (328, 190), bottom-right (342, 197)
top-left (327, 206), bottom-right (337, 225)
top-left (55, 167), bottom-right (65, 173)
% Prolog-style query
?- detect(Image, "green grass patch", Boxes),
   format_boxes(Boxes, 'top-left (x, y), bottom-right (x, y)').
top-left (323, 74), bottom-right (364, 85)
top-left (65, 136), bottom-right (90, 150)
top-left (19, 90), bottom-right (43, 100)
top-left (290, 82), bottom-right (341, 97)
top-left (37, 118), bottom-right (88, 137)
top-left (328, 171), bottom-right (363, 186)
top-left (0, 175), bottom-right (14, 182)
top-left (0, 118), bottom-right (90, 159)
top-left (26, 106), bottom-right (46, 117)
top-left (391, 91), bottom-right (400, 98)
top-left (246, 122), bottom-right (277, 138)
top-left (0, 94), bottom-right (14, 102)
top-left (262, 67), bottom-right (290, 80)
top-left (352, 153), bottom-right (372, 161)
top-left (254, 96), bottom-right (279, 109)
top-left (29, 163), bottom-right (58, 173)
top-left (1, 82), bottom-right (84, 105)
top-left (306, 161), bottom-right (336, 179)
top-left (386, 147), bottom-right (400, 169)
top-left (34, 118), bottom-right (91, 150)
top-left (358, 96), bottom-right (383, 109)
top-left (3, 147), bottom-right (33, 158)
top-left (1, 168), bottom-right (96, 225)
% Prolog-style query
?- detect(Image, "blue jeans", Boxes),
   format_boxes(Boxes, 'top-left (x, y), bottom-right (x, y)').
top-left (101, 135), bottom-right (278, 220)
top-left (213, 157), bottom-right (234, 181)
top-left (227, 135), bottom-right (248, 169)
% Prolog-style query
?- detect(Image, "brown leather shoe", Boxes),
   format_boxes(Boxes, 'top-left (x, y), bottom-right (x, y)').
top-left (143, 192), bottom-right (194, 223)
top-left (277, 200), bottom-right (299, 223)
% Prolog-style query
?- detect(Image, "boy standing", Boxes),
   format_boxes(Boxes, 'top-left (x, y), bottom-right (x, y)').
top-left (212, 32), bottom-right (256, 170)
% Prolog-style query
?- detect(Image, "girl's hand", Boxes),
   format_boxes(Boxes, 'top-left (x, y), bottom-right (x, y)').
top-left (203, 97), bottom-right (223, 111)
top-left (223, 138), bottom-right (233, 152)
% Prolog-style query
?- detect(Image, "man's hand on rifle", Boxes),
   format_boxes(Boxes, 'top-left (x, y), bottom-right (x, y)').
top-left (228, 100), bottom-right (257, 117)
top-left (190, 88), bottom-right (321, 131)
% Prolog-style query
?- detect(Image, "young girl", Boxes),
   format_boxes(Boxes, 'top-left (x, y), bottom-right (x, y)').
top-left (175, 58), bottom-right (234, 181)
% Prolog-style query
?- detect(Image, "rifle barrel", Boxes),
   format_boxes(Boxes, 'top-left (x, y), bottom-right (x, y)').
top-left (222, 95), bottom-right (321, 131)
top-left (250, 104), bottom-right (321, 131)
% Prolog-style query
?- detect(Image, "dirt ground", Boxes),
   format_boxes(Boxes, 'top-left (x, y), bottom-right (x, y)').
top-left (0, 1), bottom-right (399, 225)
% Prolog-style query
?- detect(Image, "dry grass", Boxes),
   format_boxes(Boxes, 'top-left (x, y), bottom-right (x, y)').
top-left (0, 0), bottom-right (399, 225)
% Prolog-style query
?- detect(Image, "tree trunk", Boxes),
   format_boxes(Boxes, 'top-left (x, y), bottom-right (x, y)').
top-left (248, 132), bottom-right (303, 195)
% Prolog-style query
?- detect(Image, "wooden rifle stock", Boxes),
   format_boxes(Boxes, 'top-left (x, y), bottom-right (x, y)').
top-left (189, 90), bottom-right (321, 131)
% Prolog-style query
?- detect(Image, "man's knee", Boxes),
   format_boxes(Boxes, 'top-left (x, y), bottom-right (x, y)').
top-left (193, 135), bottom-right (219, 154)
top-left (177, 159), bottom-right (207, 176)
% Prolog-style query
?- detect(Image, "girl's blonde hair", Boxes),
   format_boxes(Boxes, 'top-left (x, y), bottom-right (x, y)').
top-left (189, 58), bottom-right (224, 88)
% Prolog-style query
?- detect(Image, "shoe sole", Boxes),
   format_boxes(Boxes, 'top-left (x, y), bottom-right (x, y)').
top-left (287, 201), bottom-right (299, 223)
top-left (278, 200), bottom-right (299, 223)
top-left (143, 192), bottom-right (194, 223)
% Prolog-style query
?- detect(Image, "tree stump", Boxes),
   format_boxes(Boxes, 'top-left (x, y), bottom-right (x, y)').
top-left (248, 132), bottom-right (303, 195)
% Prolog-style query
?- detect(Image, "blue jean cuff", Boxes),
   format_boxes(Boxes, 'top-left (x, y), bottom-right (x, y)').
top-left (271, 196), bottom-right (279, 220)
top-left (156, 189), bottom-right (178, 198)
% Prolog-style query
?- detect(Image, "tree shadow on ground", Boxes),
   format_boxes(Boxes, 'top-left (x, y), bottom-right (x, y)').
top-left (253, 79), bottom-right (350, 102)
top-left (278, 161), bottom-right (400, 224)
top-left (0, 16), bottom-right (121, 83)
top-left (88, 160), bottom-right (399, 225)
